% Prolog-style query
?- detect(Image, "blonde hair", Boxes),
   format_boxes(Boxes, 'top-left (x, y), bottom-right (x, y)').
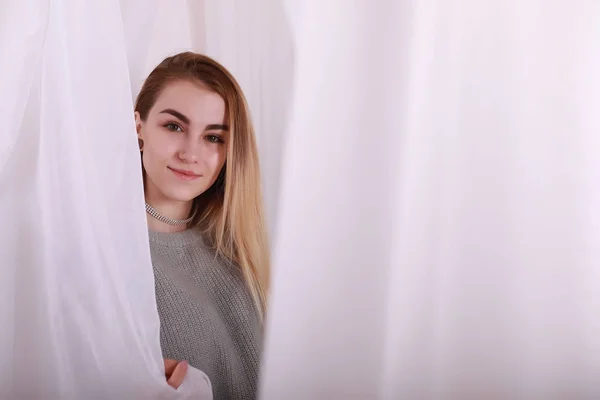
top-left (135, 52), bottom-right (269, 318)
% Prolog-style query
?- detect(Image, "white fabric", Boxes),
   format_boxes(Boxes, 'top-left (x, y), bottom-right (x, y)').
top-left (261, 1), bottom-right (600, 399)
top-left (0, 0), bottom-right (213, 398)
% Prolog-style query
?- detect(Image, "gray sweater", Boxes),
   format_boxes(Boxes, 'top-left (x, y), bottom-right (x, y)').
top-left (149, 229), bottom-right (262, 400)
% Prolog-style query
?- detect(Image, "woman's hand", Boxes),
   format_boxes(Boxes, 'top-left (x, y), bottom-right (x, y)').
top-left (164, 358), bottom-right (189, 389)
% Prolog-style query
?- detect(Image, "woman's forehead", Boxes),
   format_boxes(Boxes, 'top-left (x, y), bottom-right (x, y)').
top-left (152, 80), bottom-right (226, 125)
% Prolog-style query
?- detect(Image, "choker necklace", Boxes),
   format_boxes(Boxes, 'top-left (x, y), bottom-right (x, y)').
top-left (145, 203), bottom-right (194, 226)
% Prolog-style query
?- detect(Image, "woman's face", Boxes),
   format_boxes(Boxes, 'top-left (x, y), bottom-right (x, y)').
top-left (136, 80), bottom-right (228, 204)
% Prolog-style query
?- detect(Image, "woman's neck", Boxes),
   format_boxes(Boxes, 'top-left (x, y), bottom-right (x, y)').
top-left (145, 190), bottom-right (193, 233)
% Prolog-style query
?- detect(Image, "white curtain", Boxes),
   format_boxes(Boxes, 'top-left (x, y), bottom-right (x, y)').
top-left (260, 1), bottom-right (600, 399)
top-left (0, 0), bottom-right (215, 398)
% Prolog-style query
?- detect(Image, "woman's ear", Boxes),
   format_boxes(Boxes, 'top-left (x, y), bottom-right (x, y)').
top-left (134, 111), bottom-right (143, 137)
top-left (134, 111), bottom-right (144, 151)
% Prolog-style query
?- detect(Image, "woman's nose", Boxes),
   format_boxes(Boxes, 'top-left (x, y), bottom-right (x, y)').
top-left (177, 138), bottom-right (201, 163)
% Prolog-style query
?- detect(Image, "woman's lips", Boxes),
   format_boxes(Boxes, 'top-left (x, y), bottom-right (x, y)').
top-left (168, 167), bottom-right (202, 181)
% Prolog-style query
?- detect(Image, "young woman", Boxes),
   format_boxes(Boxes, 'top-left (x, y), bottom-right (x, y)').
top-left (135, 52), bottom-right (270, 400)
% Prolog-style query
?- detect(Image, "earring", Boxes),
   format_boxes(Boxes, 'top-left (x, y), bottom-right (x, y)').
top-left (138, 138), bottom-right (144, 151)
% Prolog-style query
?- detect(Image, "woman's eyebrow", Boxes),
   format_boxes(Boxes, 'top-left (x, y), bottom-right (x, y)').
top-left (205, 124), bottom-right (229, 131)
top-left (160, 109), bottom-right (229, 131)
top-left (159, 108), bottom-right (190, 124)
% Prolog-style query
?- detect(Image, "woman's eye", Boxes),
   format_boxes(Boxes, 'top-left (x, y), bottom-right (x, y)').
top-left (165, 123), bottom-right (183, 132)
top-left (206, 135), bottom-right (223, 144)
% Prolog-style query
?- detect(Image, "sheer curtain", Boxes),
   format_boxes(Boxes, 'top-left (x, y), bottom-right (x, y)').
top-left (260, 1), bottom-right (600, 399)
top-left (0, 0), bottom-right (215, 398)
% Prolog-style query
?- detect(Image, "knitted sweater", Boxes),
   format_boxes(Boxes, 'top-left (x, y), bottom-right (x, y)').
top-left (149, 229), bottom-right (262, 400)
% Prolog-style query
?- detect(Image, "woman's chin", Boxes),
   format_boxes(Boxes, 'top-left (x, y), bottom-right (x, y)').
top-left (160, 188), bottom-right (202, 204)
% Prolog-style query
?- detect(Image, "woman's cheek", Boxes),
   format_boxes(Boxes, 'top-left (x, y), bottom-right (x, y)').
top-left (154, 134), bottom-right (180, 158)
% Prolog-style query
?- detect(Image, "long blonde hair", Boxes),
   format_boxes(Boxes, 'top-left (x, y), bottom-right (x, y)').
top-left (135, 52), bottom-right (269, 318)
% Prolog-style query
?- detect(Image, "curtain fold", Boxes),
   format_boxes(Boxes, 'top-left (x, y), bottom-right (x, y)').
top-left (260, 1), bottom-right (600, 399)
top-left (0, 0), bottom-right (212, 397)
